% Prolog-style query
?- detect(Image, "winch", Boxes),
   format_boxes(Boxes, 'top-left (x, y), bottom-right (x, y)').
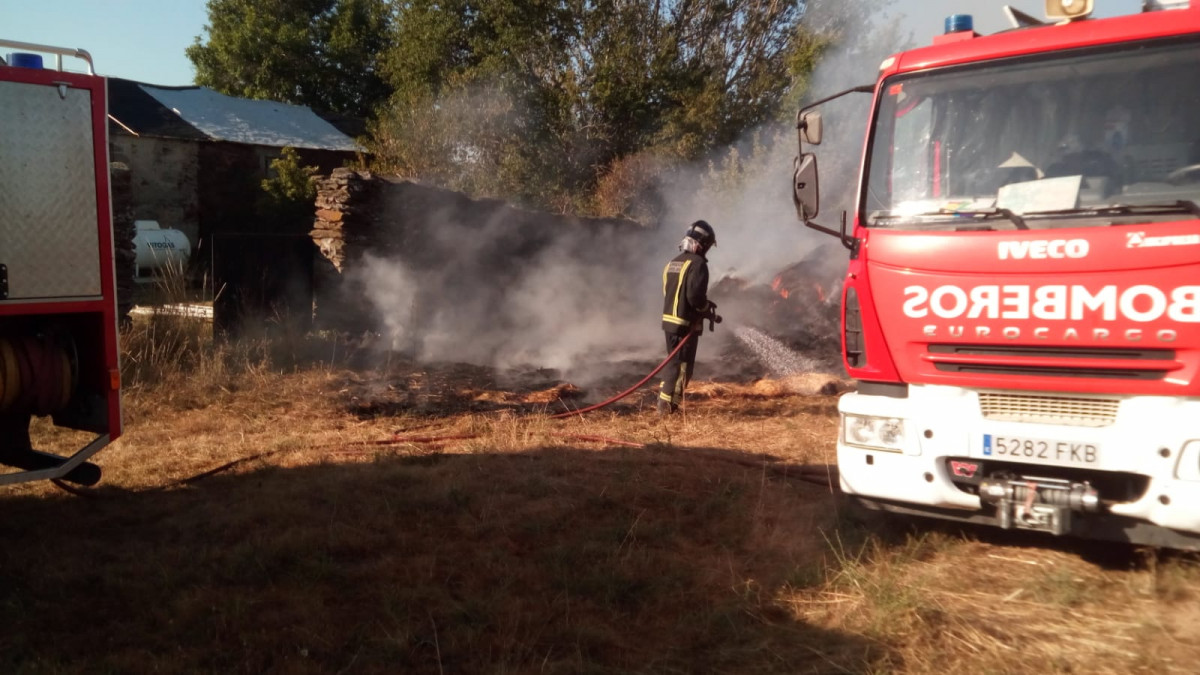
top-left (979, 476), bottom-right (1100, 535)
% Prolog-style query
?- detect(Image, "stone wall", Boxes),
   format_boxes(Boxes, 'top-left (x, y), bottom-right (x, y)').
top-left (310, 169), bottom-right (647, 333)
top-left (109, 162), bottom-right (136, 323)
top-left (109, 137), bottom-right (356, 253)
top-left (109, 137), bottom-right (200, 245)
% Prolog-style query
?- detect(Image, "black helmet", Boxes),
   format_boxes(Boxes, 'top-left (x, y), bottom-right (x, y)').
top-left (686, 220), bottom-right (716, 247)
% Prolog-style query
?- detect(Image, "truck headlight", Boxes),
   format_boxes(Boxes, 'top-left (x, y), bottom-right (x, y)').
top-left (842, 414), bottom-right (906, 452)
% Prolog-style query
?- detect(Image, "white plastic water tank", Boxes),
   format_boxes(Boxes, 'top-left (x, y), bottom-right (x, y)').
top-left (132, 220), bottom-right (191, 279)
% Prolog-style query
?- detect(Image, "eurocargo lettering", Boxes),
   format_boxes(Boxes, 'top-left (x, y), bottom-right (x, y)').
top-left (791, 2), bottom-right (1200, 549)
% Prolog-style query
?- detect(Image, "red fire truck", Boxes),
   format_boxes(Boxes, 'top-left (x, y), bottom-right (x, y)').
top-left (0, 40), bottom-right (122, 486)
top-left (793, 1), bottom-right (1200, 549)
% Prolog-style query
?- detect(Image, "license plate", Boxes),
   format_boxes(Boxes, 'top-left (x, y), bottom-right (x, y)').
top-left (982, 434), bottom-right (1099, 467)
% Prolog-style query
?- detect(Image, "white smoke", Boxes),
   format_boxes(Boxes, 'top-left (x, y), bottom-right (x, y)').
top-left (349, 6), bottom-right (909, 384)
top-left (358, 253), bottom-right (419, 352)
top-left (652, 3), bottom-right (912, 285)
top-left (348, 203), bottom-right (660, 379)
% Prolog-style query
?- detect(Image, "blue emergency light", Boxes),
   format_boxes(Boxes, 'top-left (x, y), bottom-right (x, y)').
top-left (7, 52), bottom-right (44, 69)
top-left (945, 14), bottom-right (974, 34)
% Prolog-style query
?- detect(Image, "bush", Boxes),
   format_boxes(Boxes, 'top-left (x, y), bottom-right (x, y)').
top-left (592, 152), bottom-right (669, 222)
top-left (256, 147), bottom-right (319, 232)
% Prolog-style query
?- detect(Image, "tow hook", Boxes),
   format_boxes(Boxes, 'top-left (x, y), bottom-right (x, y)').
top-left (979, 477), bottom-right (1100, 536)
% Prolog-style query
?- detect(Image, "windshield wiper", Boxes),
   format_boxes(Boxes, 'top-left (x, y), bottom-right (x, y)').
top-left (1021, 200), bottom-right (1200, 220)
top-left (873, 208), bottom-right (1028, 230)
top-left (874, 200), bottom-right (1200, 229)
top-left (945, 208), bottom-right (1028, 230)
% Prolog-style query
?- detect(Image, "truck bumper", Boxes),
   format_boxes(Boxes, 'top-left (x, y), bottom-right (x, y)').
top-left (838, 385), bottom-right (1200, 546)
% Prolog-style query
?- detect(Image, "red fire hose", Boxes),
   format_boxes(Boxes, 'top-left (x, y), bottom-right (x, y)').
top-left (0, 336), bottom-right (74, 416)
top-left (549, 331), bottom-right (694, 419)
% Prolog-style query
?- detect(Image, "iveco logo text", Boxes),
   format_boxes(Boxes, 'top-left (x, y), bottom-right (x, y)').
top-left (998, 239), bottom-right (1088, 260)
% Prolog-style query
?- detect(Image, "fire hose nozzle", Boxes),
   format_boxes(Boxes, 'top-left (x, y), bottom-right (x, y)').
top-left (707, 313), bottom-right (723, 332)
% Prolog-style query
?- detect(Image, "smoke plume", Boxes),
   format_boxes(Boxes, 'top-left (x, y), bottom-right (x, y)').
top-left (350, 7), bottom-right (908, 385)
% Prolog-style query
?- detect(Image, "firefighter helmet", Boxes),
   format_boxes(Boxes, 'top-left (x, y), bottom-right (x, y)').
top-left (686, 220), bottom-right (716, 247)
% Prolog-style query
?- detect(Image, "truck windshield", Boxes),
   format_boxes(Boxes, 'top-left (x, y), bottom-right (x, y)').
top-left (864, 39), bottom-right (1200, 230)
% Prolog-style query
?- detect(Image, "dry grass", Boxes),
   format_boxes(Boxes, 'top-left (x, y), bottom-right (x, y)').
top-left (3, 341), bottom-right (1200, 673)
top-left (786, 532), bottom-right (1200, 674)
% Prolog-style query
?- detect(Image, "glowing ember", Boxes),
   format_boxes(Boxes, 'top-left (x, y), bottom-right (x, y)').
top-left (770, 275), bottom-right (790, 299)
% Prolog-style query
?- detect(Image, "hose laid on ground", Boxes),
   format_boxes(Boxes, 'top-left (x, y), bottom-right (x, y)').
top-left (549, 331), bottom-right (694, 419)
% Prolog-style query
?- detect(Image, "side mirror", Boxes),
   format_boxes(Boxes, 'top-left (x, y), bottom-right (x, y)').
top-left (793, 153), bottom-right (819, 220)
top-left (800, 111), bottom-right (823, 146)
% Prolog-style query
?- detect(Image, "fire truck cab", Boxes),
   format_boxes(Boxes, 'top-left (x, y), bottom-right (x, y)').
top-left (794, 1), bottom-right (1200, 549)
top-left (0, 40), bottom-right (123, 487)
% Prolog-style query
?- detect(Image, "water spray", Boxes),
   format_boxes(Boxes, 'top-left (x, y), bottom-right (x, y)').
top-left (732, 326), bottom-right (822, 378)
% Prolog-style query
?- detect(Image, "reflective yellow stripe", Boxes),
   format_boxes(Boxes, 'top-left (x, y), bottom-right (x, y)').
top-left (662, 314), bottom-right (689, 326)
top-left (662, 261), bottom-right (670, 296)
top-left (674, 363), bottom-right (688, 400)
top-left (659, 391), bottom-right (675, 402)
top-left (670, 259), bottom-right (691, 322)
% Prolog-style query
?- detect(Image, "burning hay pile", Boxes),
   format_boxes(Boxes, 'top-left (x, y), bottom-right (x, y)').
top-left (705, 245), bottom-right (846, 382)
top-left (309, 167), bottom-right (847, 400)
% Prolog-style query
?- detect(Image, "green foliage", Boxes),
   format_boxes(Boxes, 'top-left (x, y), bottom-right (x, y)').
top-left (781, 25), bottom-right (839, 117)
top-left (193, 0), bottom-right (899, 214)
top-left (702, 131), bottom-right (776, 199)
top-left (187, 0), bottom-right (393, 117)
top-left (370, 0), bottom-right (828, 211)
top-left (261, 147), bottom-right (319, 203)
top-left (257, 147), bottom-right (319, 231)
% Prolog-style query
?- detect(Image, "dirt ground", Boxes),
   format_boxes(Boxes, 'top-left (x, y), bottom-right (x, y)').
top-left (2, 358), bottom-right (1199, 673)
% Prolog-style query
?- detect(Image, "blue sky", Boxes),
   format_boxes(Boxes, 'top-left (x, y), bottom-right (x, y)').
top-left (894, 0), bottom-right (1140, 36)
top-left (1, 0), bottom-right (1145, 86)
top-left (3, 1), bottom-right (208, 85)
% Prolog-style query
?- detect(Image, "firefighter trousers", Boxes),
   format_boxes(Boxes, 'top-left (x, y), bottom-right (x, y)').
top-left (658, 332), bottom-right (698, 410)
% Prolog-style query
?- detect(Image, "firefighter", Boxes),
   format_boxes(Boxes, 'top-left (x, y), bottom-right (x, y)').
top-left (658, 220), bottom-right (720, 415)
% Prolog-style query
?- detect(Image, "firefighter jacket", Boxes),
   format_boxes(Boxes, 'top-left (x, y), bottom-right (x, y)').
top-left (661, 250), bottom-right (711, 335)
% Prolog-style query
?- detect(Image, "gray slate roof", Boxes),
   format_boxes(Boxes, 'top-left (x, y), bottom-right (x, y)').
top-left (108, 78), bottom-right (359, 152)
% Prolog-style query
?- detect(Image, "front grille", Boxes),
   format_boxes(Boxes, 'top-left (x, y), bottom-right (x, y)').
top-left (979, 392), bottom-right (1120, 427)
top-left (929, 345), bottom-right (1174, 360)
top-left (926, 344), bottom-right (1178, 381)
top-left (938, 362), bottom-right (1164, 379)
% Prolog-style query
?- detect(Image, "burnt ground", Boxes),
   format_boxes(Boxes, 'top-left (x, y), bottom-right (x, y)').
top-left (334, 321), bottom-right (849, 420)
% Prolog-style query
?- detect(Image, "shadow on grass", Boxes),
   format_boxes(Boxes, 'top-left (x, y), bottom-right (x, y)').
top-left (844, 500), bottom-right (1196, 571)
top-left (0, 445), bottom-right (882, 674)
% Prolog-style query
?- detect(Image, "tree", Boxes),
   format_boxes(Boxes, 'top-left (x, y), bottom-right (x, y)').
top-left (187, 0), bottom-right (393, 117)
top-left (371, 0), bottom-right (821, 212)
top-left (372, 0), bottom-right (584, 208)
top-left (190, 0), bottom-right (887, 213)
